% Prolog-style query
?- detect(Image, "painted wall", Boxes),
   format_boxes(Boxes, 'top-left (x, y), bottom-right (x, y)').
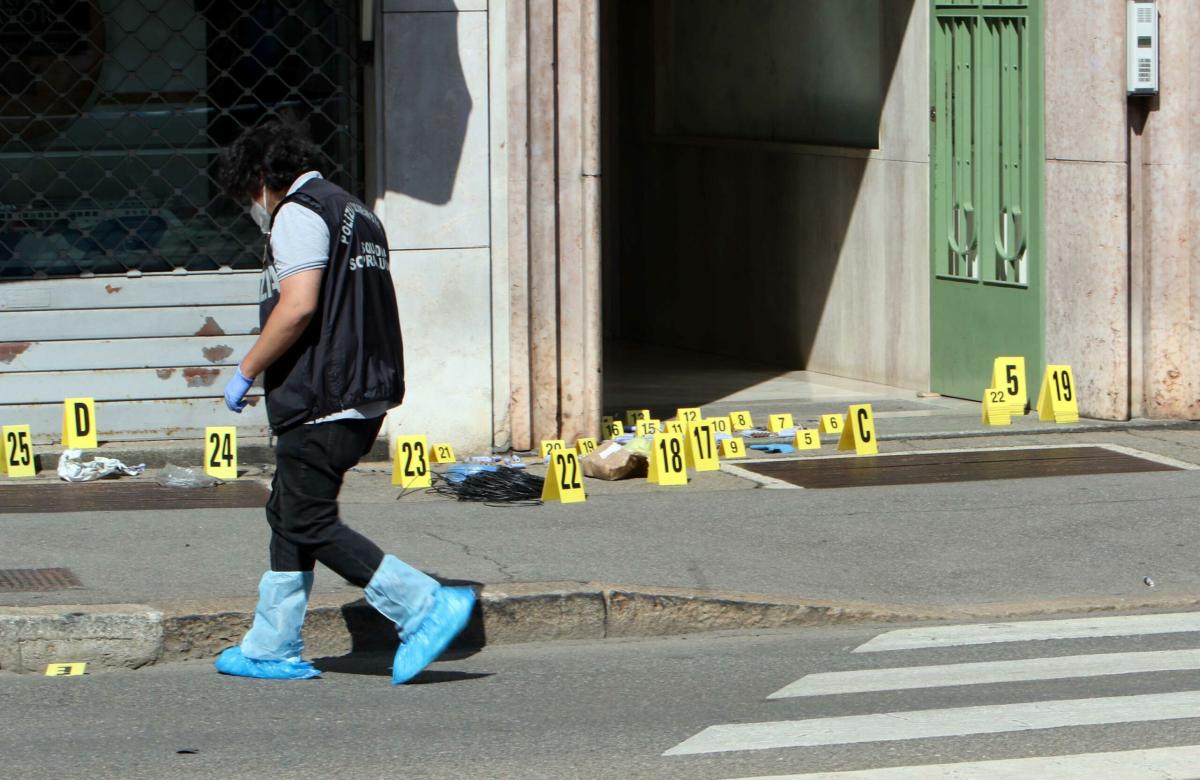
top-left (375, 0), bottom-right (497, 453)
top-left (607, 0), bottom-right (930, 389)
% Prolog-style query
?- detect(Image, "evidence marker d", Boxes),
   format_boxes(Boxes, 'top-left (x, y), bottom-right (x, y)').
top-left (61, 397), bottom-right (98, 449)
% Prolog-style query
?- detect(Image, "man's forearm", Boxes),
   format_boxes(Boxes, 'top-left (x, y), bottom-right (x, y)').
top-left (239, 304), bottom-right (314, 378)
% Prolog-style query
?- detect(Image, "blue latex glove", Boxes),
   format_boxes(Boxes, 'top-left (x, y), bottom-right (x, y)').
top-left (223, 368), bottom-right (254, 413)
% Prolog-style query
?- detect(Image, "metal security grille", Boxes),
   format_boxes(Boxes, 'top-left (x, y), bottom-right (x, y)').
top-left (0, 0), bottom-right (365, 280)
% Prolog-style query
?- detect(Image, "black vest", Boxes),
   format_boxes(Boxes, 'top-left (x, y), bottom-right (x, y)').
top-left (259, 177), bottom-right (405, 433)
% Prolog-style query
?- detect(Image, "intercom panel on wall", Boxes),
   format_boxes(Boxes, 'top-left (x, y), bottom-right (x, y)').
top-left (1128, 2), bottom-right (1159, 95)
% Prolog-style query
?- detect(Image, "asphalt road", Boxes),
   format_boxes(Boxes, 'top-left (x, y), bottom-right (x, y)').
top-left (6, 614), bottom-right (1200, 779)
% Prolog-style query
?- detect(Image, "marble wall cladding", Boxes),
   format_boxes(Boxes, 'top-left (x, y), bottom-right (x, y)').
top-left (1044, 160), bottom-right (1129, 419)
top-left (1139, 0), bottom-right (1200, 418)
top-left (879, 0), bottom-right (929, 164)
top-left (1041, 0), bottom-right (1131, 420)
top-left (1044, 0), bottom-right (1127, 163)
top-left (1144, 161), bottom-right (1200, 418)
top-left (380, 10), bottom-right (491, 250)
top-left (385, 247), bottom-right (495, 453)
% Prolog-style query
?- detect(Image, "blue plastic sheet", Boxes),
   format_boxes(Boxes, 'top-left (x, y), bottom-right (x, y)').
top-left (749, 443), bottom-right (797, 454)
top-left (445, 464), bottom-right (499, 484)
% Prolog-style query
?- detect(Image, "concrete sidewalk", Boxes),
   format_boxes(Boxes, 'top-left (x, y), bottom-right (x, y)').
top-left (4, 427), bottom-right (1200, 673)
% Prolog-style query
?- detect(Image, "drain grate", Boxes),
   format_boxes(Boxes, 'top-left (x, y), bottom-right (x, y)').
top-left (737, 446), bottom-right (1180, 489)
top-left (0, 481), bottom-right (270, 514)
top-left (0, 567), bottom-right (82, 592)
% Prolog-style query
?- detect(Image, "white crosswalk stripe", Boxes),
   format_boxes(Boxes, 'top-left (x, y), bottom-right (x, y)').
top-left (664, 691), bottom-right (1200, 755)
top-left (852, 612), bottom-right (1200, 653)
top-left (719, 745), bottom-right (1200, 779)
top-left (767, 648), bottom-right (1200, 698)
top-left (664, 611), bottom-right (1200, 777)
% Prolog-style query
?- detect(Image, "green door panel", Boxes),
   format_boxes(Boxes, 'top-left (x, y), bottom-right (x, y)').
top-left (930, 1), bottom-right (1045, 400)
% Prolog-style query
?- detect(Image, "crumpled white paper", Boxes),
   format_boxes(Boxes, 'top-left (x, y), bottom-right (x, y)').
top-left (57, 449), bottom-right (146, 482)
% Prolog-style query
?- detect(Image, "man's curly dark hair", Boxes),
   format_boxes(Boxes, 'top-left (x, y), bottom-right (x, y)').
top-left (215, 121), bottom-right (322, 204)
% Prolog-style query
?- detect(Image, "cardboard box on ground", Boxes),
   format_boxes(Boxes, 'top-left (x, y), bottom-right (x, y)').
top-left (581, 440), bottom-right (649, 481)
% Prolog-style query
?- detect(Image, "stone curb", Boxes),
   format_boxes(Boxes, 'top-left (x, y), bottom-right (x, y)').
top-left (4, 586), bottom-right (1200, 674)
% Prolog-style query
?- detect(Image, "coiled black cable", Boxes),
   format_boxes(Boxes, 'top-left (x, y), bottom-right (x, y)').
top-left (426, 469), bottom-right (545, 506)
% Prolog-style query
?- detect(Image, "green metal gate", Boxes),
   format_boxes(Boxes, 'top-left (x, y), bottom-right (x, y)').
top-left (929, 0), bottom-right (1044, 400)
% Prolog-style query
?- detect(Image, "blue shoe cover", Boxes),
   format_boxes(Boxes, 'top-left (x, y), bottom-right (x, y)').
top-left (241, 571), bottom-right (313, 662)
top-left (390, 586), bottom-right (476, 685)
top-left (365, 555), bottom-right (440, 639)
top-left (214, 646), bottom-right (321, 680)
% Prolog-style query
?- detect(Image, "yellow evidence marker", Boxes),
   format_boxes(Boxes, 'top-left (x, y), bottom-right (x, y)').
top-left (61, 397), bottom-right (98, 449)
top-left (539, 439), bottom-right (567, 459)
top-left (709, 416), bottom-right (731, 435)
top-left (837, 404), bottom-right (879, 456)
top-left (676, 407), bottom-right (702, 424)
top-left (648, 431), bottom-right (689, 486)
top-left (635, 419), bottom-right (661, 437)
top-left (603, 420), bottom-right (624, 439)
top-left (720, 437), bottom-right (746, 458)
top-left (981, 388), bottom-right (1013, 426)
top-left (430, 443), bottom-right (457, 463)
top-left (1, 425), bottom-right (36, 478)
top-left (992, 356), bottom-right (1029, 416)
top-left (625, 409), bottom-right (651, 426)
top-left (729, 411), bottom-right (754, 431)
top-left (204, 427), bottom-right (239, 480)
top-left (819, 414), bottom-right (844, 435)
top-left (685, 420), bottom-right (720, 472)
top-left (45, 663), bottom-right (87, 677)
top-left (794, 429), bottom-right (821, 451)
top-left (661, 420), bottom-right (686, 435)
top-left (575, 437), bottom-right (598, 456)
top-left (392, 435), bottom-right (432, 489)
top-left (768, 413), bottom-right (794, 433)
top-left (542, 449), bottom-right (586, 504)
top-left (1037, 365), bottom-right (1080, 423)
top-left (602, 415), bottom-right (616, 427)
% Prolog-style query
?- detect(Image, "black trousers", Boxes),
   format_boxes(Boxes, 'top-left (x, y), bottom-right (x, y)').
top-left (266, 416), bottom-right (386, 587)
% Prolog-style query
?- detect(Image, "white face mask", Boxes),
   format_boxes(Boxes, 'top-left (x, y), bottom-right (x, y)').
top-left (248, 186), bottom-right (271, 234)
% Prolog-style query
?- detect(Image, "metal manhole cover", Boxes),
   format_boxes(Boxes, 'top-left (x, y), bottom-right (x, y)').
top-left (737, 446), bottom-right (1180, 489)
top-left (0, 481), bottom-right (270, 514)
top-left (0, 568), bottom-right (82, 592)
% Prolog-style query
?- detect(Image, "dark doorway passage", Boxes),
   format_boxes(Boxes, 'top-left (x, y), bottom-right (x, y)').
top-left (600, 0), bottom-right (922, 415)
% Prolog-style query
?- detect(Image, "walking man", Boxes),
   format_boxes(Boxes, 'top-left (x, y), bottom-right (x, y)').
top-left (213, 121), bottom-right (474, 684)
